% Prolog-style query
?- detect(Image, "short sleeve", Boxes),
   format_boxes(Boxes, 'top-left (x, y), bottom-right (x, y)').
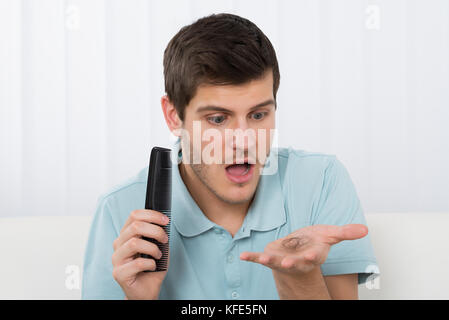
top-left (81, 196), bottom-right (126, 299)
top-left (311, 156), bottom-right (380, 285)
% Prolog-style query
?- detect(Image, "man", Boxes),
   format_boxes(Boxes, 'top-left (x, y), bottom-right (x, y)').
top-left (82, 13), bottom-right (379, 300)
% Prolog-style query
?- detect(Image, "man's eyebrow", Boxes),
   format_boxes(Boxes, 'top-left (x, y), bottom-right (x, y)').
top-left (196, 99), bottom-right (275, 114)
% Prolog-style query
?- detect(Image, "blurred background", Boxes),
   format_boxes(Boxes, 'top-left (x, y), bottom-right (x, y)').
top-left (1, 0), bottom-right (448, 219)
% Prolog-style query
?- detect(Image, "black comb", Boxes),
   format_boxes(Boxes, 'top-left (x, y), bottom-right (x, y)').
top-left (141, 146), bottom-right (172, 272)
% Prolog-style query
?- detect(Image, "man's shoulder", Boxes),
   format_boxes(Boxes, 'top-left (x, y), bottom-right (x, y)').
top-left (275, 146), bottom-right (337, 181)
top-left (277, 146), bottom-right (335, 161)
top-left (274, 147), bottom-right (360, 231)
top-left (96, 167), bottom-right (148, 217)
top-left (274, 146), bottom-right (342, 212)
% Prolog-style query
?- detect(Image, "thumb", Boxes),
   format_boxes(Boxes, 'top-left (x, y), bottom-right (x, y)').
top-left (326, 224), bottom-right (368, 245)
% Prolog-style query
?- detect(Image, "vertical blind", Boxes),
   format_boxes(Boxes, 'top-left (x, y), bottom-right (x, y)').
top-left (1, 0), bottom-right (448, 218)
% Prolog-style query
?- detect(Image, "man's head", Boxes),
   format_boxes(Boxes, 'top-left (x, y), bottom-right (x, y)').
top-left (162, 13), bottom-right (280, 205)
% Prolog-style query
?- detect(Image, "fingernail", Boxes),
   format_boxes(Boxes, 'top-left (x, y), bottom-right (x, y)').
top-left (163, 215), bottom-right (169, 224)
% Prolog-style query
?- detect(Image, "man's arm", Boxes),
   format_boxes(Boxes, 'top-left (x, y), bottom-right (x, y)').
top-left (272, 267), bottom-right (358, 300)
top-left (82, 196), bottom-right (126, 300)
top-left (324, 273), bottom-right (358, 300)
top-left (272, 266), bottom-right (331, 300)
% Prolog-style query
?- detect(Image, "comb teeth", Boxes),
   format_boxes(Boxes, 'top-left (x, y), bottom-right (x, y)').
top-left (141, 147), bottom-right (172, 272)
top-left (141, 208), bottom-right (171, 272)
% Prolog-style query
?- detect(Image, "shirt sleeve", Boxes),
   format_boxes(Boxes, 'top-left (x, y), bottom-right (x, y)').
top-left (81, 195), bottom-right (126, 300)
top-left (311, 156), bottom-right (380, 285)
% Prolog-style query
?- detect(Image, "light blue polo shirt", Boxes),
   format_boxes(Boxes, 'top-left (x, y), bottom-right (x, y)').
top-left (82, 139), bottom-right (379, 299)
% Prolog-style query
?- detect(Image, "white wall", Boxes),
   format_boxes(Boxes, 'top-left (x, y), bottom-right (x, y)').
top-left (1, 0), bottom-right (448, 218)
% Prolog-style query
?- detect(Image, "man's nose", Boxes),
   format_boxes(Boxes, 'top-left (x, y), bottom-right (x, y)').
top-left (228, 119), bottom-right (257, 158)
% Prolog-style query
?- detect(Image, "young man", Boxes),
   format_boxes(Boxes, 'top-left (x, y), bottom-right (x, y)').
top-left (82, 13), bottom-right (379, 300)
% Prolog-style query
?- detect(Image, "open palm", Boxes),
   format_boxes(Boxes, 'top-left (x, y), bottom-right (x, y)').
top-left (240, 224), bottom-right (368, 275)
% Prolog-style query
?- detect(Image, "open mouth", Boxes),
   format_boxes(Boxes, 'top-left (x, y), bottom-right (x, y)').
top-left (225, 163), bottom-right (251, 176)
top-left (224, 161), bottom-right (255, 184)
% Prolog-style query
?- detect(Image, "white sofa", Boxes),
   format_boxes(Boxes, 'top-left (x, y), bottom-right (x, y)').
top-left (0, 213), bottom-right (448, 299)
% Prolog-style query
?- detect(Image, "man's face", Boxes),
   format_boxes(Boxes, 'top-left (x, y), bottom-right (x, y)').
top-left (179, 70), bottom-right (276, 205)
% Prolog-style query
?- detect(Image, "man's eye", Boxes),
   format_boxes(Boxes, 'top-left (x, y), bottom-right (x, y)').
top-left (207, 115), bottom-right (227, 125)
top-left (252, 112), bottom-right (267, 120)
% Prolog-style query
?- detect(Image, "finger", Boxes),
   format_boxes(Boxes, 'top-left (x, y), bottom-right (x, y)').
top-left (260, 252), bottom-right (286, 269)
top-left (121, 209), bottom-right (169, 234)
top-left (112, 237), bottom-right (162, 266)
top-left (113, 257), bottom-right (157, 284)
top-left (325, 224), bottom-right (368, 245)
top-left (279, 249), bottom-right (320, 270)
top-left (115, 220), bottom-right (169, 249)
top-left (304, 251), bottom-right (318, 262)
top-left (241, 252), bottom-right (284, 270)
top-left (281, 254), bottom-right (320, 274)
top-left (240, 251), bottom-right (262, 263)
top-left (280, 256), bottom-right (298, 269)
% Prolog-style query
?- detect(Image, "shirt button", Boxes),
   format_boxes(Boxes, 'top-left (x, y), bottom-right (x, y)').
top-left (227, 254), bottom-right (234, 263)
top-left (231, 291), bottom-right (239, 299)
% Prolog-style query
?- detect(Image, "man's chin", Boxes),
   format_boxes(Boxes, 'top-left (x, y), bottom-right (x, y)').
top-left (219, 196), bottom-right (253, 205)
top-left (216, 187), bottom-right (256, 205)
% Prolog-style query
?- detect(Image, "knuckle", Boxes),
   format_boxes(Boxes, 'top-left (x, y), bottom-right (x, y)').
top-left (129, 237), bottom-right (139, 250)
top-left (130, 210), bottom-right (139, 220)
top-left (112, 268), bottom-right (119, 281)
top-left (306, 252), bottom-right (316, 261)
top-left (131, 221), bottom-right (141, 233)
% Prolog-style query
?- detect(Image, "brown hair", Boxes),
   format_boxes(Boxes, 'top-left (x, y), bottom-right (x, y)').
top-left (163, 13), bottom-right (280, 122)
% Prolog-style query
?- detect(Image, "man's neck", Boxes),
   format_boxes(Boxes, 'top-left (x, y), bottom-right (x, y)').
top-left (178, 162), bottom-right (253, 237)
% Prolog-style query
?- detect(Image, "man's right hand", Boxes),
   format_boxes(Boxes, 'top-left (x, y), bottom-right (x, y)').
top-left (112, 209), bottom-right (170, 300)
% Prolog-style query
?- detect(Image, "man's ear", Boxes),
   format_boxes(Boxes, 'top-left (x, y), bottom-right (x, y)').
top-left (161, 95), bottom-right (183, 137)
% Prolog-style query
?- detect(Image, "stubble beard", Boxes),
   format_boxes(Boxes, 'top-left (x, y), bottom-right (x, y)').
top-left (189, 162), bottom-right (256, 205)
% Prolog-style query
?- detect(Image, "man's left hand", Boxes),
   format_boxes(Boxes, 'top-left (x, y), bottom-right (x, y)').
top-left (240, 224), bottom-right (368, 276)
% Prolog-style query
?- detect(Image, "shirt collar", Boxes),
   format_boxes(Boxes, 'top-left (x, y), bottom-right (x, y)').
top-left (170, 137), bottom-right (286, 238)
top-left (171, 138), bottom-right (215, 237)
